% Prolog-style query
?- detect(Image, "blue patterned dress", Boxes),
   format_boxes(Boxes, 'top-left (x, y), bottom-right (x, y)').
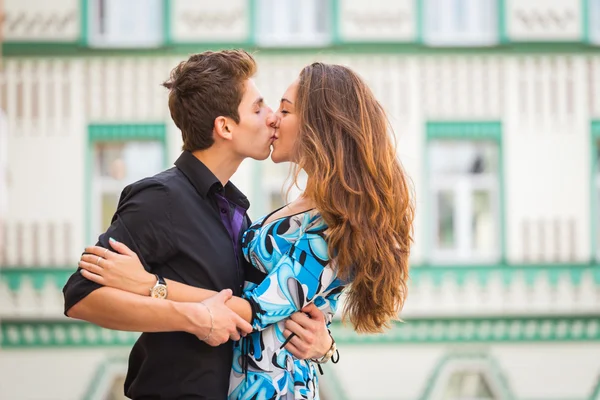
top-left (228, 208), bottom-right (345, 400)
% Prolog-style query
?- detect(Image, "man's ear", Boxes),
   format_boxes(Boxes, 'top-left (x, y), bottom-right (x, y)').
top-left (214, 116), bottom-right (233, 141)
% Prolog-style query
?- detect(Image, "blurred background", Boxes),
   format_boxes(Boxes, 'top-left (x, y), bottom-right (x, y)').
top-left (1, 0), bottom-right (600, 399)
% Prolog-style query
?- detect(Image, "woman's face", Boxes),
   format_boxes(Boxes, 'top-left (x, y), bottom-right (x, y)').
top-left (270, 79), bottom-right (300, 164)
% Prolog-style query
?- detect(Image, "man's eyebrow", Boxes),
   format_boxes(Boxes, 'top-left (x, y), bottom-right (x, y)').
top-left (253, 97), bottom-right (264, 107)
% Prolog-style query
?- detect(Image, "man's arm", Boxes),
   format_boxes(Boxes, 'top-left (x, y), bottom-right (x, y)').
top-left (68, 286), bottom-right (249, 346)
top-left (63, 179), bottom-right (252, 344)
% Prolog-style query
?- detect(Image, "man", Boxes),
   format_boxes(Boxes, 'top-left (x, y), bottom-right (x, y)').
top-left (63, 50), bottom-right (334, 399)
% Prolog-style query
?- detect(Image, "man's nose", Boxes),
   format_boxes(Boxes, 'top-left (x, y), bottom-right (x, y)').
top-left (266, 109), bottom-right (280, 128)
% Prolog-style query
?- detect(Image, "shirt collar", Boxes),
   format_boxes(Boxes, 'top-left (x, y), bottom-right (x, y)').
top-left (174, 151), bottom-right (250, 209)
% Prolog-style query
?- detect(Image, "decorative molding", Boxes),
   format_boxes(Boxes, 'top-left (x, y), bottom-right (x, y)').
top-left (88, 123), bottom-right (166, 142)
top-left (2, 316), bottom-right (599, 348)
top-left (330, 316), bottom-right (600, 344)
top-left (337, 0), bottom-right (415, 43)
top-left (1, 321), bottom-right (141, 348)
top-left (419, 353), bottom-right (514, 400)
top-left (426, 121), bottom-right (502, 141)
top-left (506, 0), bottom-right (583, 41)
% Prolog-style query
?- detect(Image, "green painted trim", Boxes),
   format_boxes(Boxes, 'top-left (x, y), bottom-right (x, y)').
top-left (80, 0), bottom-right (88, 46)
top-left (591, 122), bottom-right (599, 262)
top-left (85, 134), bottom-right (93, 245)
top-left (426, 121), bottom-right (502, 141)
top-left (1, 268), bottom-right (73, 291)
top-left (3, 264), bottom-right (600, 292)
top-left (85, 123), bottom-right (167, 242)
top-left (331, 0), bottom-right (340, 45)
top-left (163, 0), bottom-right (171, 46)
top-left (1, 321), bottom-right (141, 348)
top-left (590, 376), bottom-right (600, 400)
top-left (425, 121), bottom-right (504, 262)
top-left (88, 123), bottom-right (166, 142)
top-left (82, 356), bottom-right (128, 400)
top-left (3, 316), bottom-right (599, 348)
top-left (5, 42), bottom-right (600, 57)
top-left (415, 0), bottom-right (424, 44)
top-left (498, 0), bottom-right (508, 44)
top-left (592, 121), bottom-right (600, 138)
top-left (248, 0), bottom-right (257, 45)
top-left (419, 353), bottom-right (515, 400)
top-left (498, 132), bottom-right (507, 261)
top-left (330, 316), bottom-right (600, 345)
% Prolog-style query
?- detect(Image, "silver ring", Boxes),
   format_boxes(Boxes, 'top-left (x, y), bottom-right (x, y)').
top-left (103, 248), bottom-right (109, 258)
top-left (96, 256), bottom-right (102, 266)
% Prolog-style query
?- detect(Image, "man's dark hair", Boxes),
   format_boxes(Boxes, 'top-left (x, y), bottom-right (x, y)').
top-left (163, 50), bottom-right (257, 152)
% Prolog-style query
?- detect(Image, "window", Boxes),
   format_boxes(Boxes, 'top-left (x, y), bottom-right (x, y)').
top-left (87, 0), bottom-right (164, 48)
top-left (442, 370), bottom-right (497, 400)
top-left (256, 0), bottom-right (331, 47)
top-left (91, 141), bottom-right (164, 238)
top-left (590, 0), bottom-right (600, 45)
top-left (423, 0), bottom-right (498, 46)
top-left (428, 141), bottom-right (500, 263)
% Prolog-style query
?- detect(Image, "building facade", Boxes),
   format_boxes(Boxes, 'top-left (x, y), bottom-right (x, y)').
top-left (1, 1), bottom-right (600, 399)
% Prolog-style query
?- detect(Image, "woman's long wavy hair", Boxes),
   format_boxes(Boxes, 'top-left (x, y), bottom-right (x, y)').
top-left (292, 63), bottom-right (414, 333)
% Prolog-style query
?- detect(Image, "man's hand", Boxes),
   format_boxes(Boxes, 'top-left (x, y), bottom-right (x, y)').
top-left (283, 303), bottom-right (333, 360)
top-left (184, 289), bottom-right (253, 347)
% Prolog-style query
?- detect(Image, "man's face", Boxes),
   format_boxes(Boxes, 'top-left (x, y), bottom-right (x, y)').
top-left (229, 79), bottom-right (276, 161)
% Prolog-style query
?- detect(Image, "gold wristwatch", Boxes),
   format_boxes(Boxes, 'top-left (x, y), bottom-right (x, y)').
top-left (150, 275), bottom-right (168, 299)
top-left (311, 335), bottom-right (337, 364)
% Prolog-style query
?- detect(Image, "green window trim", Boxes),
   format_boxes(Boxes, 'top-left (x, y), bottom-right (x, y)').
top-left (590, 121), bottom-right (600, 262)
top-left (426, 121), bottom-right (502, 141)
top-left (424, 121), bottom-right (506, 263)
top-left (3, 264), bottom-right (600, 292)
top-left (88, 123), bottom-right (166, 142)
top-left (85, 123), bottom-right (169, 243)
top-left (2, 316), bottom-right (599, 348)
top-left (419, 353), bottom-right (514, 400)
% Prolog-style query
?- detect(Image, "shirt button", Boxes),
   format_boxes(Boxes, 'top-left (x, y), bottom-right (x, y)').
top-left (221, 208), bottom-right (227, 214)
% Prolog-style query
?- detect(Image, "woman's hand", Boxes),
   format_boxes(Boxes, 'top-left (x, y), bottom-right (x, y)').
top-left (79, 238), bottom-right (156, 296)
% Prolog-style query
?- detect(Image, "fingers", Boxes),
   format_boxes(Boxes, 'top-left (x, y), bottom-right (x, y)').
top-left (285, 319), bottom-right (308, 341)
top-left (283, 329), bottom-right (309, 357)
top-left (234, 314), bottom-right (253, 335)
top-left (78, 260), bottom-right (104, 275)
top-left (290, 311), bottom-right (313, 327)
top-left (215, 289), bottom-right (233, 302)
top-left (301, 303), bottom-right (325, 322)
top-left (108, 237), bottom-right (136, 257)
top-left (79, 269), bottom-right (105, 285)
top-left (80, 254), bottom-right (111, 269)
top-left (84, 246), bottom-right (117, 260)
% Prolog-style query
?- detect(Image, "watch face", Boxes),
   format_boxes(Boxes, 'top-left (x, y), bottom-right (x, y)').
top-left (151, 284), bottom-right (167, 299)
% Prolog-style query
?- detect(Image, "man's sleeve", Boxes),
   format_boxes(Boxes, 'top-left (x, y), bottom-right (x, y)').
top-left (63, 179), bottom-right (176, 314)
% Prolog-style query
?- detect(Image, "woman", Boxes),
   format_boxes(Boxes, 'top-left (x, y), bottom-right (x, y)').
top-left (79, 63), bottom-right (414, 399)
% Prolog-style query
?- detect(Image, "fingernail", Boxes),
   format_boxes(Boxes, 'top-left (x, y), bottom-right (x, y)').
top-left (109, 237), bottom-right (117, 243)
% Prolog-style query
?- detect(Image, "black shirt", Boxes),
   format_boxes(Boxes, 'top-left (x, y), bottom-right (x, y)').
top-left (63, 151), bottom-right (253, 399)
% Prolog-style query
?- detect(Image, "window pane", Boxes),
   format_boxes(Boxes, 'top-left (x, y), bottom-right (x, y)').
top-left (94, 141), bottom-right (164, 236)
top-left (437, 190), bottom-right (455, 249)
top-left (472, 190), bottom-right (495, 253)
top-left (591, 0), bottom-right (600, 45)
top-left (96, 142), bottom-right (164, 184)
top-left (90, 0), bottom-right (163, 48)
top-left (442, 370), bottom-right (496, 400)
top-left (256, 0), bottom-right (331, 46)
top-left (101, 193), bottom-right (119, 232)
top-left (430, 141), bottom-right (498, 174)
top-left (424, 0), bottom-right (498, 46)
